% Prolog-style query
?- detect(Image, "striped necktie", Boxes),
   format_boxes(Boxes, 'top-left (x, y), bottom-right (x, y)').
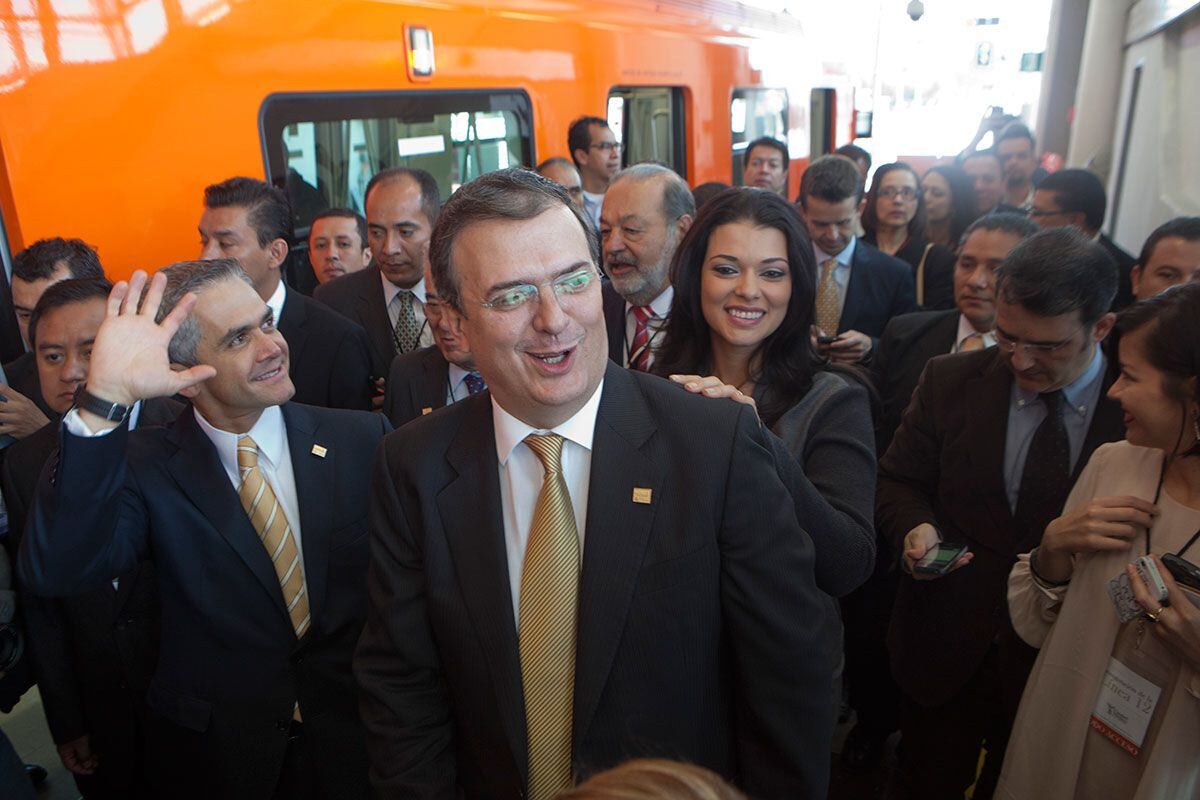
top-left (628, 306), bottom-right (655, 372)
top-left (392, 289), bottom-right (421, 354)
top-left (519, 433), bottom-right (580, 799)
top-left (237, 436), bottom-right (310, 638)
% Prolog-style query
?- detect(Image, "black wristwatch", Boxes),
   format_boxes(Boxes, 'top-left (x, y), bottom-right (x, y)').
top-left (74, 386), bottom-right (134, 422)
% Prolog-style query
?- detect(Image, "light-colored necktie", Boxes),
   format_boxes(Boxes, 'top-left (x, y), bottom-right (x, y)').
top-left (960, 332), bottom-right (985, 352)
top-left (392, 290), bottom-right (421, 354)
top-left (519, 433), bottom-right (580, 800)
top-left (237, 436), bottom-right (310, 638)
top-left (815, 258), bottom-right (841, 337)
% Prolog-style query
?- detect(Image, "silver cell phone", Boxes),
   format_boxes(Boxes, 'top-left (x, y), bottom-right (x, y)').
top-left (1107, 556), bottom-right (1169, 624)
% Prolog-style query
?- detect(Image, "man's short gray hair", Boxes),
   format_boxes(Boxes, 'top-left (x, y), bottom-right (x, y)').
top-left (609, 163), bottom-right (696, 225)
top-left (154, 259), bottom-right (253, 365)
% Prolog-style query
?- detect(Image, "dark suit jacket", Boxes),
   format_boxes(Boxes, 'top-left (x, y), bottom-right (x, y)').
top-left (382, 346), bottom-right (449, 429)
top-left (1099, 233), bottom-right (1136, 311)
top-left (838, 241), bottom-right (919, 346)
top-left (602, 282), bottom-right (625, 366)
top-left (3, 398), bottom-right (179, 795)
top-left (277, 286), bottom-right (374, 411)
top-left (0, 272), bottom-right (22, 364)
top-left (313, 265), bottom-right (397, 379)
top-left (870, 309), bottom-right (959, 454)
top-left (355, 363), bottom-right (836, 800)
top-left (19, 402), bottom-right (391, 799)
top-left (1, 352), bottom-right (54, 419)
top-left (876, 348), bottom-right (1124, 707)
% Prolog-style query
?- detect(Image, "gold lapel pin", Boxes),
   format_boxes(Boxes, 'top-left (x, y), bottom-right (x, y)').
top-left (632, 487), bottom-right (652, 505)
top-left (421, 407), bottom-right (434, 415)
top-left (311, 445), bottom-right (328, 458)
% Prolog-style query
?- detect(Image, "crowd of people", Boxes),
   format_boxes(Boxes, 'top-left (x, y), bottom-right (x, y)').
top-left (0, 111), bottom-right (1198, 800)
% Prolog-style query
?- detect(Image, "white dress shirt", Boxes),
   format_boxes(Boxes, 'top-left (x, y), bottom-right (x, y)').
top-left (446, 363), bottom-right (473, 404)
top-left (381, 273), bottom-right (434, 350)
top-left (63, 404), bottom-right (307, 584)
top-left (812, 237), bottom-right (856, 320)
top-left (265, 279), bottom-right (287, 326)
top-left (951, 313), bottom-right (997, 353)
top-left (581, 190), bottom-right (604, 232)
top-left (492, 381), bottom-right (603, 627)
top-left (622, 286), bottom-right (674, 370)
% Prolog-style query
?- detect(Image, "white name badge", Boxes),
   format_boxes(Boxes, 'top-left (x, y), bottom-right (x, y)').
top-left (1089, 657), bottom-right (1162, 757)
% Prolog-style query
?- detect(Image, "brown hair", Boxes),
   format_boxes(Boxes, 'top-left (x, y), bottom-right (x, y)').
top-left (557, 759), bottom-right (747, 800)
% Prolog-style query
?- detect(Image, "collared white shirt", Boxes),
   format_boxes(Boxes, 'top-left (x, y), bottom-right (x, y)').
top-left (492, 381), bottom-right (603, 627)
top-left (62, 403), bottom-right (304, 587)
top-left (265, 279), bottom-right (287, 327)
top-left (813, 237), bottom-right (856, 320)
top-left (446, 363), bottom-right (474, 405)
top-left (381, 274), bottom-right (434, 350)
top-left (582, 190), bottom-right (604, 232)
top-left (951, 313), bottom-right (997, 353)
top-left (622, 286), bottom-right (674, 370)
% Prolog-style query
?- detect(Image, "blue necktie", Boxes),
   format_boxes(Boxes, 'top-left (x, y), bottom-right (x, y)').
top-left (464, 371), bottom-right (486, 396)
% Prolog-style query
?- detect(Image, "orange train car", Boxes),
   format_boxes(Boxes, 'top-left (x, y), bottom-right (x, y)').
top-left (0, 0), bottom-right (843, 280)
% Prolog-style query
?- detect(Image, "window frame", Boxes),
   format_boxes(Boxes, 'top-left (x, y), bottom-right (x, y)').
top-left (605, 85), bottom-right (688, 179)
top-left (729, 86), bottom-right (790, 186)
top-left (258, 87), bottom-right (537, 206)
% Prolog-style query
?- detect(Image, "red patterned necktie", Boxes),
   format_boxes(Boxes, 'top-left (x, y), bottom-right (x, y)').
top-left (628, 306), bottom-right (655, 372)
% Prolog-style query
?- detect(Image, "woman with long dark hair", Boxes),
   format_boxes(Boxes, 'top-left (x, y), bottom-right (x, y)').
top-left (922, 163), bottom-right (978, 250)
top-left (862, 162), bottom-right (956, 310)
top-left (655, 187), bottom-right (876, 597)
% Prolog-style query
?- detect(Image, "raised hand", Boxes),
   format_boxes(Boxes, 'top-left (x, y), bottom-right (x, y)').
top-left (83, 271), bottom-right (216, 417)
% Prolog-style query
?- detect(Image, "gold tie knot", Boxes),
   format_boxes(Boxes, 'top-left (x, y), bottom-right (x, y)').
top-left (237, 435), bottom-right (260, 472)
top-left (821, 258), bottom-right (838, 278)
top-left (524, 434), bottom-right (565, 477)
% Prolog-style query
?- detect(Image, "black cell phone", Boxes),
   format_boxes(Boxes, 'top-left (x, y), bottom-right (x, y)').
top-left (816, 335), bottom-right (838, 345)
top-left (914, 543), bottom-right (970, 575)
top-left (1162, 554), bottom-right (1200, 593)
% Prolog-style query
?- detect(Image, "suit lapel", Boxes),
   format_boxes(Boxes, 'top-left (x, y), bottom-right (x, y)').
top-left (839, 247), bottom-right (868, 333)
top-left (573, 364), bottom-right (662, 746)
top-left (602, 282), bottom-right (626, 365)
top-left (412, 348), bottom-right (449, 414)
top-left (929, 310), bottom-right (960, 355)
top-left (112, 562), bottom-right (141, 614)
top-left (282, 403), bottom-right (335, 633)
top-left (964, 352), bottom-right (1017, 549)
top-left (359, 267), bottom-right (397, 370)
top-left (165, 412), bottom-right (290, 623)
top-left (437, 397), bottom-right (528, 776)
top-left (277, 287), bottom-right (310, 373)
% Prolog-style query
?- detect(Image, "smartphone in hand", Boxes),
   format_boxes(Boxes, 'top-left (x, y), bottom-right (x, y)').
top-left (914, 543), bottom-right (970, 575)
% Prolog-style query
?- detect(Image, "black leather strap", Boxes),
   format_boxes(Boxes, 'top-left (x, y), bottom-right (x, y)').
top-left (74, 387), bottom-right (133, 422)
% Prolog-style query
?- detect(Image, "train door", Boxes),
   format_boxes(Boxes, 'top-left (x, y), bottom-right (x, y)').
top-left (606, 87), bottom-right (687, 178)
top-left (729, 87), bottom-right (789, 187)
top-left (0, 199), bottom-right (21, 363)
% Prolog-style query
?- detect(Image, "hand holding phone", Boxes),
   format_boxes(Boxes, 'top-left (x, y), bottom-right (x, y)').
top-left (914, 543), bottom-right (971, 575)
top-left (902, 524), bottom-right (973, 580)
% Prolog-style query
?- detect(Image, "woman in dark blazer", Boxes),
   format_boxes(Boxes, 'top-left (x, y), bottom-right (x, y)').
top-left (862, 162), bottom-right (957, 310)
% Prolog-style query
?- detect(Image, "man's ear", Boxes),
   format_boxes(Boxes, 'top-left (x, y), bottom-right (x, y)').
top-left (267, 238), bottom-right (290, 271)
top-left (856, 197), bottom-right (867, 217)
top-left (571, 149), bottom-right (588, 170)
top-left (1130, 264), bottom-right (1143, 298)
top-left (1092, 311), bottom-right (1117, 343)
top-left (361, 247), bottom-right (372, 268)
top-left (676, 213), bottom-right (694, 238)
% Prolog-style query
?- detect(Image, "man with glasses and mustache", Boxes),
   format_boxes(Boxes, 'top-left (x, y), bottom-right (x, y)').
top-left (877, 227), bottom-right (1126, 800)
top-left (568, 116), bottom-right (622, 232)
top-left (598, 164), bottom-right (694, 372)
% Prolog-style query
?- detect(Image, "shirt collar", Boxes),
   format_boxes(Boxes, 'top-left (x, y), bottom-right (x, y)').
top-left (381, 273), bottom-right (426, 306)
top-left (626, 285), bottom-right (674, 318)
top-left (492, 379), bottom-right (604, 466)
top-left (956, 313), bottom-right (996, 350)
top-left (193, 404), bottom-right (287, 474)
top-left (814, 236), bottom-right (856, 268)
top-left (265, 280), bottom-right (287, 327)
top-left (448, 362), bottom-right (471, 390)
top-left (1015, 346), bottom-right (1105, 418)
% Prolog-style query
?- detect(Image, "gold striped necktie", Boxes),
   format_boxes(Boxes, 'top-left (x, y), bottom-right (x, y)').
top-left (237, 435), bottom-right (311, 638)
top-left (519, 433), bottom-right (580, 800)
top-left (815, 257), bottom-right (841, 337)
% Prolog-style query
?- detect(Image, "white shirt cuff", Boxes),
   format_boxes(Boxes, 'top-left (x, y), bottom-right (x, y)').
top-left (61, 407), bottom-right (116, 438)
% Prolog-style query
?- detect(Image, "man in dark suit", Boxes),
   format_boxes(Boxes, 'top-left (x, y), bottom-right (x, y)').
top-left (838, 213), bottom-right (1038, 771)
top-left (199, 177), bottom-right (374, 411)
top-left (2, 277), bottom-right (182, 798)
top-left (1129, 216), bottom-right (1200, 301)
top-left (598, 164), bottom-right (694, 371)
top-left (314, 168), bottom-right (440, 402)
top-left (2, 238), bottom-right (105, 438)
top-left (19, 259), bottom-right (390, 799)
top-left (877, 228), bottom-right (1125, 800)
top-left (382, 263), bottom-right (484, 428)
top-left (1029, 168), bottom-right (1138, 310)
top-left (796, 154), bottom-right (916, 364)
top-left (355, 168), bottom-right (835, 800)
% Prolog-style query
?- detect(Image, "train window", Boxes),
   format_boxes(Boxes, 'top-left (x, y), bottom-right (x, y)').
top-left (260, 90), bottom-right (535, 235)
top-left (730, 88), bottom-right (788, 186)
top-left (606, 87), bottom-right (687, 178)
